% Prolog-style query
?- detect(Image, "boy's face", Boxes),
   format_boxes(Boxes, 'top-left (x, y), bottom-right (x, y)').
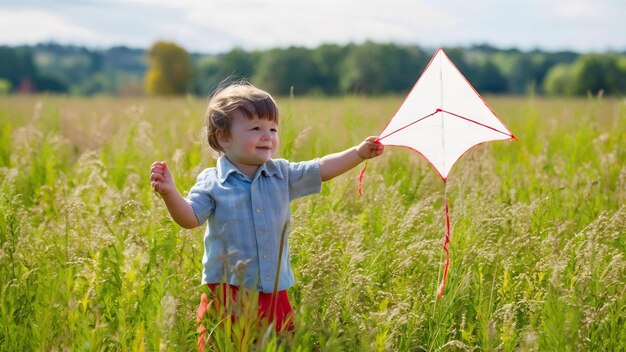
top-left (218, 109), bottom-right (279, 166)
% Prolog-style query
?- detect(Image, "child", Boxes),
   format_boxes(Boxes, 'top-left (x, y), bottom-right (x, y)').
top-left (149, 83), bottom-right (383, 344)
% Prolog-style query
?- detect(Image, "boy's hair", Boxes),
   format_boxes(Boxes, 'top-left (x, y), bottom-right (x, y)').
top-left (205, 83), bottom-right (279, 152)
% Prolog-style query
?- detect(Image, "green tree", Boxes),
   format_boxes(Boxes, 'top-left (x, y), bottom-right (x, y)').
top-left (570, 54), bottom-right (626, 95)
top-left (340, 42), bottom-right (425, 94)
top-left (0, 78), bottom-right (10, 94)
top-left (193, 48), bottom-right (257, 96)
top-left (253, 47), bottom-right (318, 95)
top-left (145, 41), bottom-right (192, 95)
top-left (311, 44), bottom-right (348, 95)
top-left (543, 63), bottom-right (575, 95)
top-left (193, 56), bottom-right (220, 96)
top-left (218, 48), bottom-right (256, 79)
top-left (544, 54), bottom-right (626, 96)
top-left (34, 74), bottom-right (68, 93)
top-left (507, 55), bottom-right (534, 94)
top-left (444, 48), bottom-right (472, 77)
top-left (475, 60), bottom-right (507, 93)
top-left (531, 52), bottom-right (577, 94)
top-left (0, 46), bottom-right (38, 91)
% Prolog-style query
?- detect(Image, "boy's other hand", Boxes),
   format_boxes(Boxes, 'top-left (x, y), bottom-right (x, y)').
top-left (356, 136), bottom-right (384, 160)
top-left (150, 161), bottom-right (175, 197)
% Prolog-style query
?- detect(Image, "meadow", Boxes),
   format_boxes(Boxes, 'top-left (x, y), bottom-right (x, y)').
top-left (0, 93), bottom-right (624, 351)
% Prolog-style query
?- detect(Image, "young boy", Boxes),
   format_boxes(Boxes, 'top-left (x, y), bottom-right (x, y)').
top-left (150, 83), bottom-right (383, 340)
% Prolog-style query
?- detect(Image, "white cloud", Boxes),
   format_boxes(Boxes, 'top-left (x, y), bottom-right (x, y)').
top-left (179, 0), bottom-right (457, 49)
top-left (0, 9), bottom-right (99, 44)
top-left (551, 0), bottom-right (610, 20)
top-left (0, 0), bottom-right (624, 52)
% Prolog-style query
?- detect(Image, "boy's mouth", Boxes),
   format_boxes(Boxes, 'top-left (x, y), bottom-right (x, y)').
top-left (256, 146), bottom-right (272, 150)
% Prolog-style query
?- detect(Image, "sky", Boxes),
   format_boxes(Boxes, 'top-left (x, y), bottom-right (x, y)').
top-left (0, 0), bottom-right (624, 53)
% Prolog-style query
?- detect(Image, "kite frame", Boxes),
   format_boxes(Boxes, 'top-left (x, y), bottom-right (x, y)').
top-left (376, 48), bottom-right (517, 181)
top-left (371, 48), bottom-right (518, 297)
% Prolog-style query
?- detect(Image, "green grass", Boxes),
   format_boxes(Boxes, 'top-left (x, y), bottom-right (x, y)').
top-left (0, 94), bottom-right (624, 351)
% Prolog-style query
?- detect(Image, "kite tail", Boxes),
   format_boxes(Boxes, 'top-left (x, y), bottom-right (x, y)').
top-left (437, 196), bottom-right (451, 299)
top-left (357, 160), bottom-right (368, 196)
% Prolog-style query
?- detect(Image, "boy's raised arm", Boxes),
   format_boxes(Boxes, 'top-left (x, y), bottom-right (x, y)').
top-left (161, 190), bottom-right (199, 229)
top-left (319, 136), bottom-right (384, 181)
top-left (150, 161), bottom-right (199, 229)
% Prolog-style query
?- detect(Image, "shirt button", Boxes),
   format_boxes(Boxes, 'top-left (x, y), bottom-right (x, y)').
top-left (265, 275), bottom-right (271, 281)
top-left (256, 208), bottom-right (261, 213)
top-left (263, 253), bottom-right (268, 259)
top-left (259, 229), bottom-right (266, 235)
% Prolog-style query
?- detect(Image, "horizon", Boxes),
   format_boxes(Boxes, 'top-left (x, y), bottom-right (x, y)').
top-left (6, 40), bottom-right (617, 56)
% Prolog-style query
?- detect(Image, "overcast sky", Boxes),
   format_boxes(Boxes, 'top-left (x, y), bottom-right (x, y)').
top-left (0, 0), bottom-right (624, 53)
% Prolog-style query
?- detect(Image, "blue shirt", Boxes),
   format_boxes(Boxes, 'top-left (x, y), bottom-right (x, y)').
top-left (186, 156), bottom-right (322, 292)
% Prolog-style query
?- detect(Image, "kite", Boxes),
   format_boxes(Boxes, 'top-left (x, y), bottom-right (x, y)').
top-left (361, 48), bottom-right (516, 298)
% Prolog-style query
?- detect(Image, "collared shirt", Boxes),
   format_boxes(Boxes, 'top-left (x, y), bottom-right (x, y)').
top-left (187, 156), bottom-right (322, 292)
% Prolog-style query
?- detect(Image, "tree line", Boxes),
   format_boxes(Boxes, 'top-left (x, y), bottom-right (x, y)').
top-left (1, 41), bottom-right (626, 97)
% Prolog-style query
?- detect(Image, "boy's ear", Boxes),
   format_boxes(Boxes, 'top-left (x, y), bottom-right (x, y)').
top-left (216, 129), bottom-right (230, 148)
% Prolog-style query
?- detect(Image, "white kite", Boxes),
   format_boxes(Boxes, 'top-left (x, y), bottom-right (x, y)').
top-left (363, 48), bottom-right (516, 298)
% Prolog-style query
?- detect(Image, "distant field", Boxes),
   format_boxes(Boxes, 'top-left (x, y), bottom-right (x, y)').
top-left (0, 94), bottom-right (624, 351)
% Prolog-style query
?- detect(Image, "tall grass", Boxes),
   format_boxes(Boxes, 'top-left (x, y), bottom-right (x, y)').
top-left (0, 94), bottom-right (624, 350)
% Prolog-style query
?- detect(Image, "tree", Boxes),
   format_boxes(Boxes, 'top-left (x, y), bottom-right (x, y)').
top-left (145, 41), bottom-right (192, 95)
top-left (339, 42), bottom-right (385, 94)
top-left (570, 54), bottom-right (626, 95)
top-left (35, 74), bottom-right (68, 93)
top-left (0, 46), bottom-right (38, 92)
top-left (253, 47), bottom-right (319, 95)
top-left (80, 72), bottom-right (115, 95)
top-left (544, 54), bottom-right (626, 96)
top-left (0, 79), bottom-right (10, 94)
top-left (443, 48), bottom-right (471, 76)
top-left (340, 42), bottom-right (425, 94)
top-left (192, 56), bottom-right (221, 96)
top-left (311, 44), bottom-right (348, 95)
top-left (543, 63), bottom-right (575, 96)
top-left (193, 48), bottom-right (257, 96)
top-left (475, 60), bottom-right (507, 93)
top-left (217, 48), bottom-right (256, 80)
top-left (507, 55), bottom-right (534, 94)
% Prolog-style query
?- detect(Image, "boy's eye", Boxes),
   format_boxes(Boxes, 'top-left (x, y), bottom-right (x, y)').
top-left (271, 129), bottom-right (278, 133)
top-left (251, 127), bottom-right (260, 131)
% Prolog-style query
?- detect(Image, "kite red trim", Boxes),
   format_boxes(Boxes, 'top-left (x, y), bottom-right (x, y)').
top-left (360, 48), bottom-right (516, 298)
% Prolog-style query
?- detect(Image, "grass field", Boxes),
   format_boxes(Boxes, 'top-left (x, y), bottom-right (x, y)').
top-left (0, 94), bottom-right (624, 351)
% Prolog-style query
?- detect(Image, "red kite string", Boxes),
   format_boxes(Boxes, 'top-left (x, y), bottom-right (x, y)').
top-left (359, 109), bottom-right (510, 298)
top-left (358, 48), bottom-right (516, 299)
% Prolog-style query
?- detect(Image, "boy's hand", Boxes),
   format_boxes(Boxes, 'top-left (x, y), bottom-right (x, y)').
top-left (150, 161), bottom-right (175, 197)
top-left (356, 136), bottom-right (384, 160)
